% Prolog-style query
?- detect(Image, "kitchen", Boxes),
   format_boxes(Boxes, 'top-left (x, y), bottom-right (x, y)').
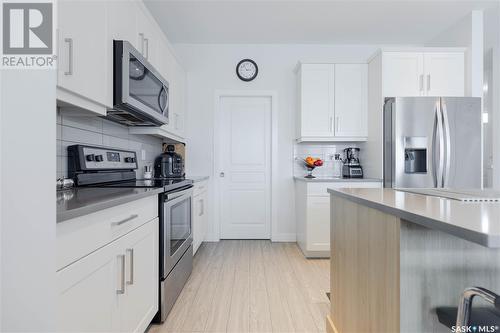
top-left (1, 1), bottom-right (500, 333)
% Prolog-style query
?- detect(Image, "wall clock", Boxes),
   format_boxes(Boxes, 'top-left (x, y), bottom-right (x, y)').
top-left (236, 59), bottom-right (258, 82)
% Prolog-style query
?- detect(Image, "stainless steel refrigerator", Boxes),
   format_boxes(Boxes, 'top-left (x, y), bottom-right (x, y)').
top-left (383, 97), bottom-right (482, 189)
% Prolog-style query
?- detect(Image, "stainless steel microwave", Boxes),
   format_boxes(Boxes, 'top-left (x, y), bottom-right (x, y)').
top-left (107, 40), bottom-right (169, 126)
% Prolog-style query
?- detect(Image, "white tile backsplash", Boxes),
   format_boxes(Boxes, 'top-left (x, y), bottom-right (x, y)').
top-left (56, 109), bottom-right (163, 180)
top-left (293, 142), bottom-right (364, 178)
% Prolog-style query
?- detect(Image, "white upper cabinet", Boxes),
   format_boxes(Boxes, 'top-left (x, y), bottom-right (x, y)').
top-left (334, 64), bottom-right (368, 137)
top-left (57, 1), bottom-right (108, 114)
top-left (381, 51), bottom-right (465, 97)
top-left (299, 64), bottom-right (335, 138)
top-left (297, 63), bottom-right (368, 142)
top-left (382, 52), bottom-right (424, 97)
top-left (136, 8), bottom-right (160, 69)
top-left (424, 52), bottom-right (465, 96)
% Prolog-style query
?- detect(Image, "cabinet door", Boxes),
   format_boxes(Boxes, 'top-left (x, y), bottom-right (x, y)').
top-left (119, 219), bottom-right (159, 333)
top-left (105, 0), bottom-right (138, 108)
top-left (192, 191), bottom-right (207, 254)
top-left (382, 52), bottom-right (424, 97)
top-left (136, 10), bottom-right (159, 68)
top-left (58, 1), bottom-right (107, 108)
top-left (334, 64), bottom-right (368, 137)
top-left (192, 194), bottom-right (202, 254)
top-left (173, 63), bottom-right (187, 136)
top-left (56, 239), bottom-right (120, 332)
top-left (300, 64), bottom-right (335, 137)
top-left (306, 196), bottom-right (330, 252)
top-left (424, 52), bottom-right (465, 96)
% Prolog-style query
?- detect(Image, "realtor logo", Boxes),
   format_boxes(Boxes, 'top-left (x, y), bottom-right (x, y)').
top-left (2, 1), bottom-right (55, 68)
top-left (3, 2), bottom-right (52, 54)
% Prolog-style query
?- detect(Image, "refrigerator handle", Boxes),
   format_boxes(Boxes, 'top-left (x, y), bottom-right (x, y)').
top-left (441, 101), bottom-right (451, 188)
top-left (437, 102), bottom-right (445, 188)
top-left (432, 105), bottom-right (438, 187)
top-left (432, 102), bottom-right (445, 188)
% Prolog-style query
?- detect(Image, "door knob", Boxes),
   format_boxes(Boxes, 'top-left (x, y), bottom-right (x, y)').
top-left (220, 172), bottom-right (225, 178)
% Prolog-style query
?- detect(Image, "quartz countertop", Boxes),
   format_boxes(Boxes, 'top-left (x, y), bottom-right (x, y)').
top-left (294, 176), bottom-right (382, 183)
top-left (328, 187), bottom-right (500, 248)
top-left (57, 187), bottom-right (163, 223)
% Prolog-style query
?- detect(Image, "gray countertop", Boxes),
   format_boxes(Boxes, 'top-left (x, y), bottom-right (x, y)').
top-left (294, 176), bottom-right (382, 183)
top-left (328, 188), bottom-right (500, 248)
top-left (57, 187), bottom-right (163, 223)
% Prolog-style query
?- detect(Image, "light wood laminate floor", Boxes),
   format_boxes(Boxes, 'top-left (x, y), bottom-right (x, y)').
top-left (148, 240), bottom-right (330, 333)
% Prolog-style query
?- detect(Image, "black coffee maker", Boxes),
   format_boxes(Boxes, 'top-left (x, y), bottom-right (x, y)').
top-left (154, 145), bottom-right (184, 178)
top-left (342, 147), bottom-right (363, 178)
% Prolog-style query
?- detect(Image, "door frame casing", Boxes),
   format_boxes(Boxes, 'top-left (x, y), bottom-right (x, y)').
top-left (213, 90), bottom-right (278, 241)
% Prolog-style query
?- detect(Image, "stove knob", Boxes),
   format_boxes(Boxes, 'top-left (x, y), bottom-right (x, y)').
top-left (86, 154), bottom-right (95, 161)
top-left (125, 157), bottom-right (134, 163)
top-left (95, 155), bottom-right (104, 162)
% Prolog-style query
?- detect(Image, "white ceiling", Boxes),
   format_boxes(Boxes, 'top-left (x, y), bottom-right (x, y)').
top-left (143, 0), bottom-right (498, 44)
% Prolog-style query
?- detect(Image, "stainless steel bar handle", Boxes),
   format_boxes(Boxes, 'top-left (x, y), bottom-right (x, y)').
top-left (64, 38), bottom-right (73, 75)
top-left (441, 101), bottom-right (451, 188)
top-left (126, 249), bottom-right (134, 285)
top-left (436, 103), bottom-right (445, 188)
top-left (111, 214), bottom-right (139, 226)
top-left (432, 105), bottom-right (438, 187)
top-left (336, 116), bottom-right (340, 133)
top-left (139, 33), bottom-right (145, 54)
top-left (144, 38), bottom-right (149, 60)
top-left (419, 74), bottom-right (424, 93)
top-left (427, 74), bottom-right (431, 92)
top-left (199, 199), bottom-right (204, 216)
top-left (117, 254), bottom-right (126, 294)
top-left (329, 116), bottom-right (333, 133)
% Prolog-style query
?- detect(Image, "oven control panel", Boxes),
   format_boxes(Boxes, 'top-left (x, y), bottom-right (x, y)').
top-left (68, 145), bottom-right (138, 171)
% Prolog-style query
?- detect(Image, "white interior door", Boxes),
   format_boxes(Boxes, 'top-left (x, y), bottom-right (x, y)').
top-left (219, 96), bottom-right (272, 239)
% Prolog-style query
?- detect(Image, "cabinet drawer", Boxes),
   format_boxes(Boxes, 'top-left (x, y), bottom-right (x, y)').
top-left (57, 196), bottom-right (158, 270)
top-left (307, 181), bottom-right (382, 195)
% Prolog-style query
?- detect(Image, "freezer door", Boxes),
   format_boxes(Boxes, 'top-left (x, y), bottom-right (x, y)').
top-left (440, 97), bottom-right (482, 188)
top-left (389, 97), bottom-right (441, 188)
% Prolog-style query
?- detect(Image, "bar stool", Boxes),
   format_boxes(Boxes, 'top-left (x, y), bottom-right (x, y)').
top-left (436, 287), bottom-right (500, 328)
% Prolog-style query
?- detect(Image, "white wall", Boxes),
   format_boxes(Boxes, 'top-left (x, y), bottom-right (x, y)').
top-left (175, 43), bottom-right (379, 241)
top-left (1, 69), bottom-right (57, 331)
top-left (484, 4), bottom-right (500, 189)
top-left (426, 10), bottom-right (484, 97)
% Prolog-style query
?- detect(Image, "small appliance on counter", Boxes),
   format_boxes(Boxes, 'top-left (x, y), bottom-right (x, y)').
top-left (154, 145), bottom-right (185, 178)
top-left (342, 147), bottom-right (363, 178)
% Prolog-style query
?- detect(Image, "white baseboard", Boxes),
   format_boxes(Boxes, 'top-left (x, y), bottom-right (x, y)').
top-left (203, 233), bottom-right (297, 242)
top-left (272, 233), bottom-right (297, 242)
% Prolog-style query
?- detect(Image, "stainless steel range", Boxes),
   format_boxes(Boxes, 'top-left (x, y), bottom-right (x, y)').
top-left (67, 144), bottom-right (193, 322)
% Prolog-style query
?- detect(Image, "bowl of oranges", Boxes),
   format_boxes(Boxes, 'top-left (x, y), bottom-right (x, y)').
top-left (303, 156), bottom-right (323, 178)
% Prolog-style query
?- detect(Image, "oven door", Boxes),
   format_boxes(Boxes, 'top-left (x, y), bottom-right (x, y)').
top-left (162, 187), bottom-right (193, 277)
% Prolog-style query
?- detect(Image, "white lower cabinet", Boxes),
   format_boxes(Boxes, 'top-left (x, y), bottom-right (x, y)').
top-left (192, 180), bottom-right (208, 254)
top-left (57, 218), bottom-right (158, 333)
top-left (295, 180), bottom-right (382, 258)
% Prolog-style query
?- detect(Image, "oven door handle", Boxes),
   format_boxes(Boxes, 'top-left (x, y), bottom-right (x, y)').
top-left (165, 187), bottom-right (193, 202)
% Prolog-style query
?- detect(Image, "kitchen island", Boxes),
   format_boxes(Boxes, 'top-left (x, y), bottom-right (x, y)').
top-left (327, 188), bottom-right (500, 333)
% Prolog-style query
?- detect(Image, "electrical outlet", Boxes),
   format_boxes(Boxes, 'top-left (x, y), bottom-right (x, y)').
top-left (141, 149), bottom-right (146, 161)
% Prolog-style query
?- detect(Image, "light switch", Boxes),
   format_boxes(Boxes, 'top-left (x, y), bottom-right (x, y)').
top-left (141, 149), bottom-right (146, 161)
